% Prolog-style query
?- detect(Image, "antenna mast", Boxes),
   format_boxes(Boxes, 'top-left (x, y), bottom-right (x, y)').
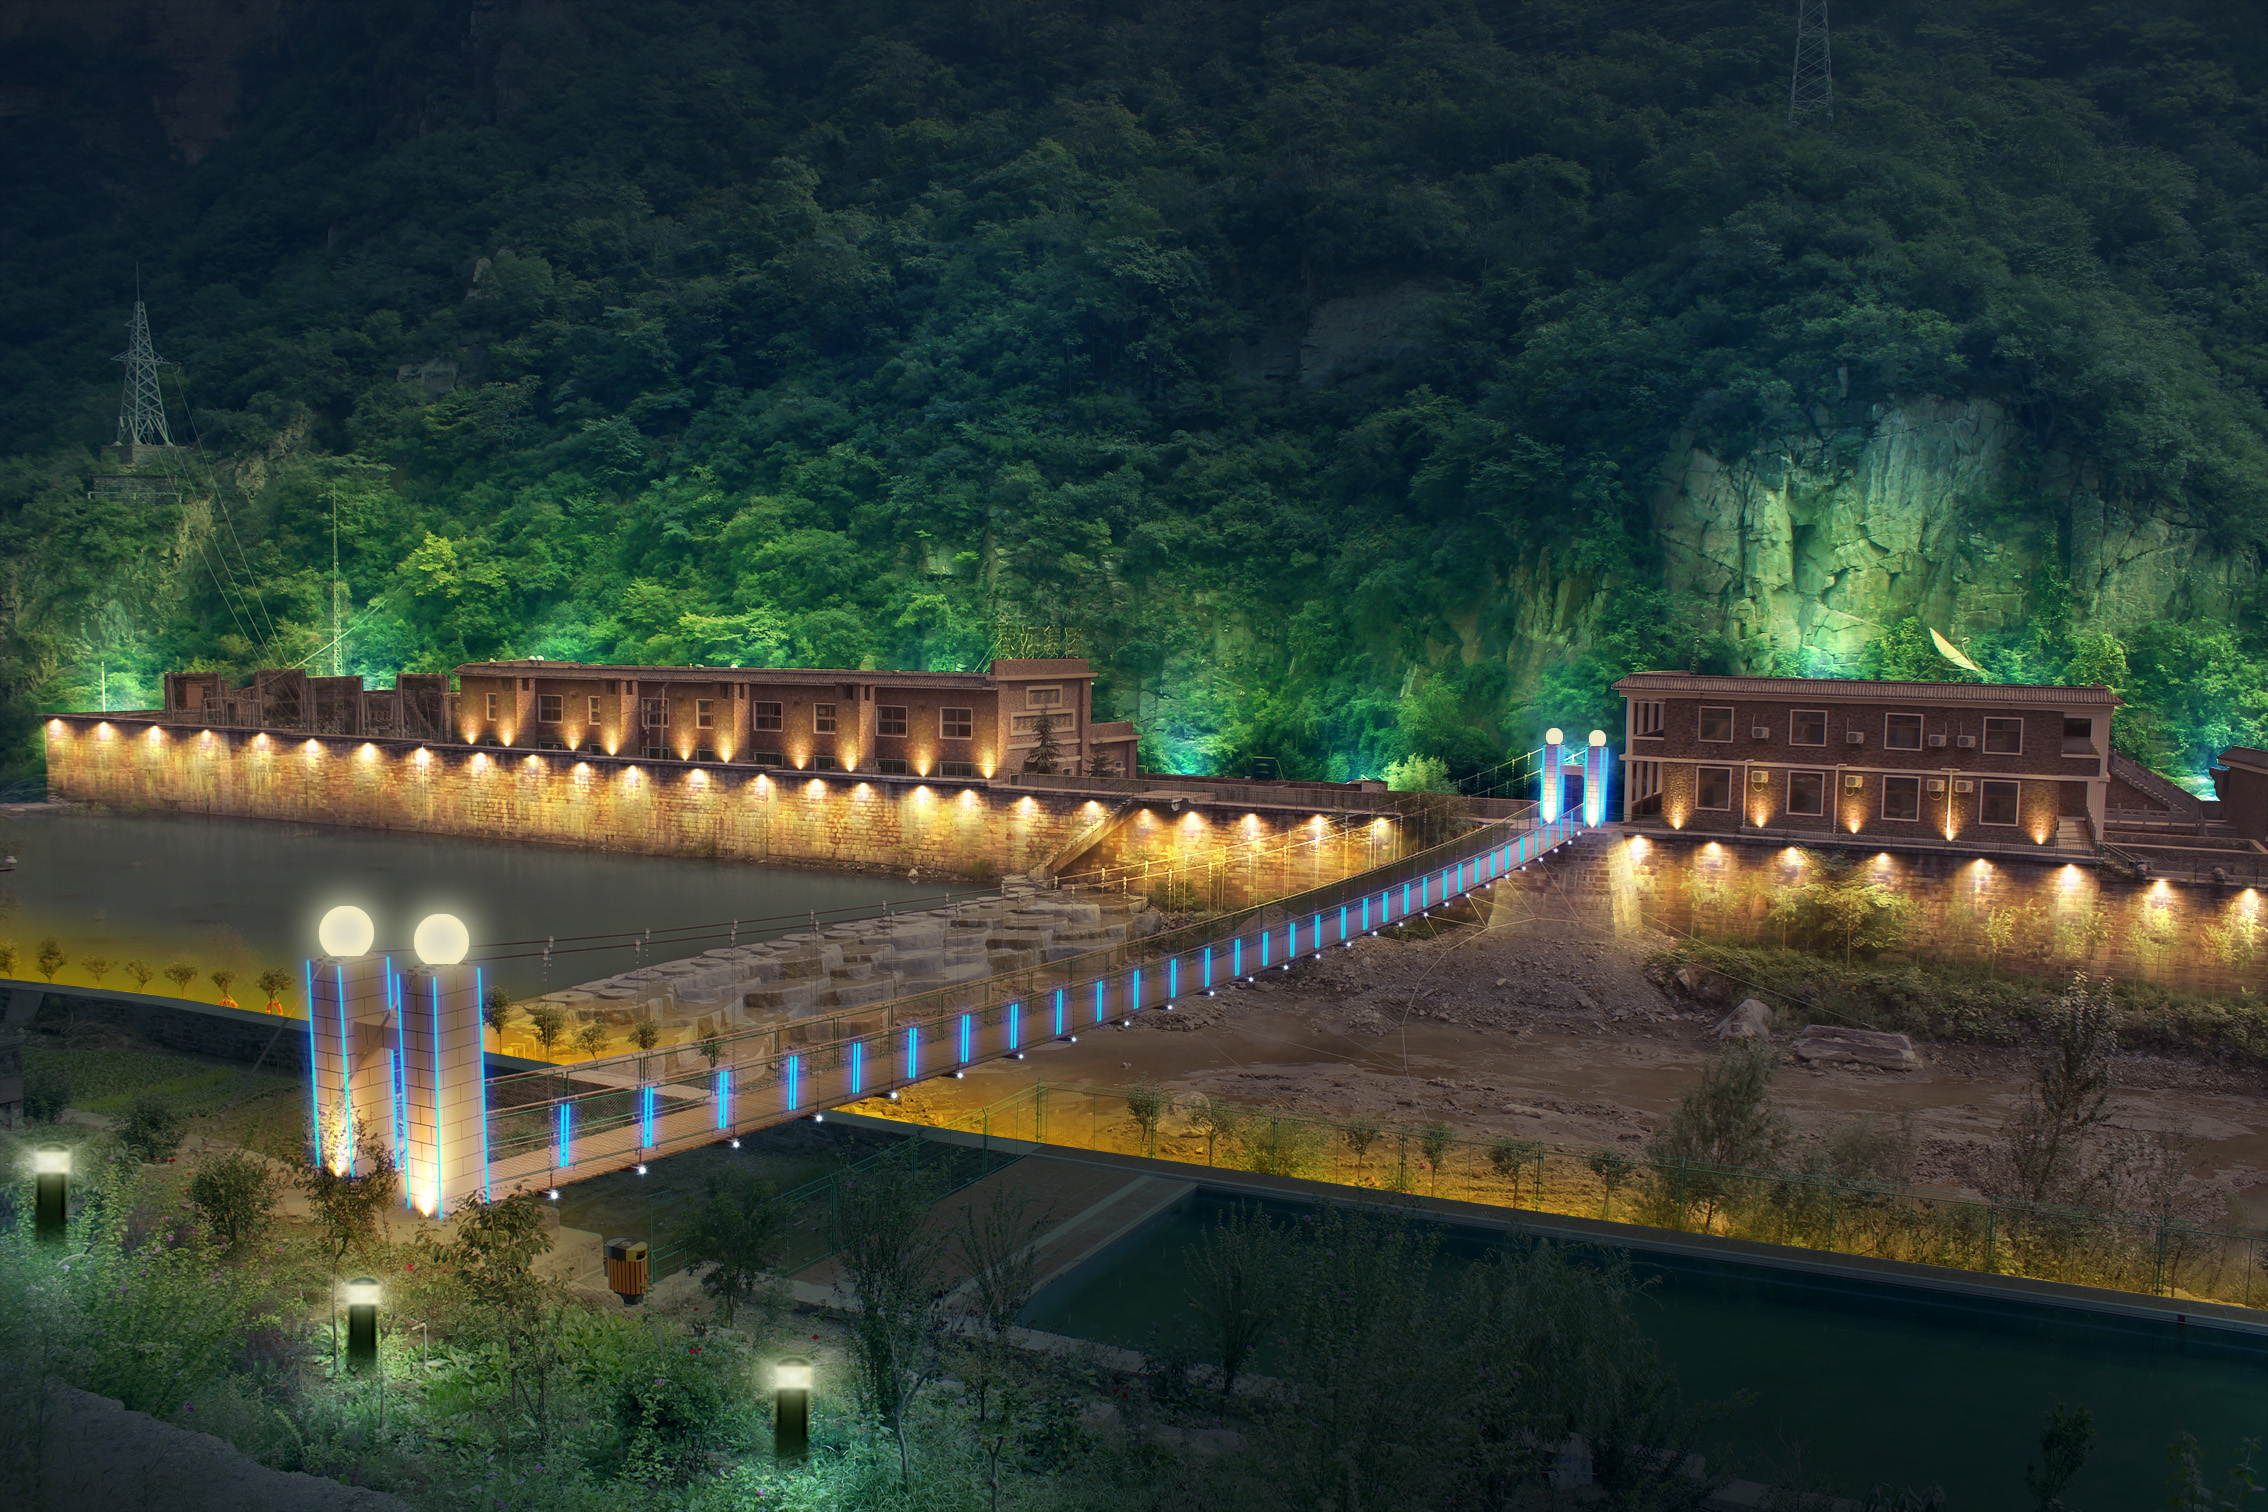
top-left (1789, 0), bottom-right (1833, 127)
top-left (114, 276), bottom-right (176, 459)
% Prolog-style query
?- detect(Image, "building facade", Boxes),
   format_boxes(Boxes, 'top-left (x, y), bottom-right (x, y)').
top-left (163, 658), bottom-right (1139, 780)
top-left (1611, 672), bottom-right (2119, 848)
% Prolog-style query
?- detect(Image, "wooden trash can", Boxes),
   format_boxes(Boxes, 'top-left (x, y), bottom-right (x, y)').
top-left (604, 1237), bottom-right (649, 1306)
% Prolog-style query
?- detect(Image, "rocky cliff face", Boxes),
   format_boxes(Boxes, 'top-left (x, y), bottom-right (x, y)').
top-left (1649, 395), bottom-right (2258, 670)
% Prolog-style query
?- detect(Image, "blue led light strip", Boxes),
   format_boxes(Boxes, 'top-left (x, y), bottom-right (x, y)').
top-left (785, 1055), bottom-right (801, 1111)
top-left (304, 960), bottom-right (320, 1171)
top-left (1054, 989), bottom-right (1065, 1035)
top-left (1007, 1005), bottom-right (1020, 1051)
top-left (1132, 967), bottom-right (1141, 1013)
top-left (1168, 958), bottom-right (1178, 998)
top-left (959, 1013), bottom-right (972, 1063)
top-left (1094, 979), bottom-right (1106, 1024)
top-left (906, 1024), bottom-right (919, 1080)
top-left (716, 1068), bottom-right (730, 1130)
top-left (428, 973), bottom-right (444, 1215)
top-left (476, 967), bottom-right (490, 1200)
top-left (335, 963), bottom-right (354, 1176)
top-left (850, 1040), bottom-right (864, 1096)
top-left (557, 1102), bottom-right (572, 1168)
top-left (1202, 947), bottom-right (1213, 988)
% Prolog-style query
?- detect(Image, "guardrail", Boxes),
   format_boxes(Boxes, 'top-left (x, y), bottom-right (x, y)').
top-left (479, 806), bottom-right (1589, 1196)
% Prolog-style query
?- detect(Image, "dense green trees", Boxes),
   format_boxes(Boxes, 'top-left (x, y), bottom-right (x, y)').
top-left (2, 1), bottom-right (2265, 783)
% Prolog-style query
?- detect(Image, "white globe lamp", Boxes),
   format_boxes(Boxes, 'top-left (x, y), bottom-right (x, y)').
top-left (317, 905), bottom-right (375, 959)
top-left (413, 913), bottom-right (471, 967)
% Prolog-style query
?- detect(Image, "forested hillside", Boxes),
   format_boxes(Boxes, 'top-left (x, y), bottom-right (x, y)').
top-left (3, 0), bottom-right (2265, 786)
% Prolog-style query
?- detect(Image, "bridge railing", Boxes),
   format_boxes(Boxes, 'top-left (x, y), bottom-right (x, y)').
top-left (482, 806), bottom-right (1589, 1192)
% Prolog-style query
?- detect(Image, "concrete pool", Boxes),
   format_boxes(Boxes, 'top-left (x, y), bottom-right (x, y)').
top-left (1020, 1186), bottom-right (2268, 1508)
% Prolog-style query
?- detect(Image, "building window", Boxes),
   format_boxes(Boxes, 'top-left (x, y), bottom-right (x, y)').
top-left (814, 703), bottom-right (837, 733)
top-left (1026, 686), bottom-right (1062, 709)
top-left (877, 757), bottom-right (910, 775)
top-left (1699, 707), bottom-right (1734, 742)
top-left (484, 692), bottom-right (499, 721)
top-left (877, 706), bottom-right (908, 737)
top-left (641, 744), bottom-right (667, 761)
top-left (1627, 759), bottom-right (1662, 816)
top-left (754, 701), bottom-right (782, 732)
top-left (581, 739), bottom-right (604, 755)
top-left (588, 696), bottom-right (603, 726)
top-left (1696, 766), bottom-right (1732, 809)
top-left (1790, 710), bottom-right (1828, 746)
top-left (537, 694), bottom-right (562, 723)
top-left (2062, 718), bottom-right (2096, 755)
top-left (1884, 713), bottom-right (1924, 750)
top-left (1634, 701), bottom-right (1664, 737)
top-left (1882, 775), bottom-right (1922, 821)
top-left (695, 699), bottom-right (715, 730)
top-left (694, 746), bottom-right (718, 763)
top-left (537, 738), bottom-right (568, 752)
top-left (1787, 769), bottom-right (1826, 816)
top-left (940, 760), bottom-right (979, 778)
top-left (813, 754), bottom-right (840, 771)
top-left (1983, 716), bottom-right (2023, 754)
top-left (641, 697), bottom-right (665, 729)
top-left (751, 749), bottom-right (783, 766)
top-left (1980, 780), bottom-right (2020, 825)
top-left (942, 707), bottom-right (973, 740)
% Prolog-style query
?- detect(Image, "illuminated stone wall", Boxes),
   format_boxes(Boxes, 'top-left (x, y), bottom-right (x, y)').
top-left (1082, 805), bottom-right (1418, 912)
top-left (44, 717), bottom-right (1118, 876)
top-left (1497, 829), bottom-right (2267, 999)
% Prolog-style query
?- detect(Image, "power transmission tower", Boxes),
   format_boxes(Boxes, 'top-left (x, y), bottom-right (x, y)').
top-left (1789, 0), bottom-right (1832, 126)
top-left (113, 279), bottom-right (177, 461)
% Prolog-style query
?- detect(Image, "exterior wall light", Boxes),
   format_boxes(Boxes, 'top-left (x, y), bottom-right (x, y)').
top-left (773, 1356), bottom-right (812, 1460)
top-left (34, 1144), bottom-right (69, 1243)
top-left (345, 1276), bottom-right (381, 1373)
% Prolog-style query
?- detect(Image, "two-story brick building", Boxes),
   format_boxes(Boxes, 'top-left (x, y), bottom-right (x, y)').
top-left (1611, 672), bottom-right (2120, 848)
top-left (450, 657), bottom-right (1138, 779)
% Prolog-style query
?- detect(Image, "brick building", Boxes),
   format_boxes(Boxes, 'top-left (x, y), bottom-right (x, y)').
top-left (1611, 672), bottom-right (2119, 849)
top-left (165, 658), bottom-right (1140, 780)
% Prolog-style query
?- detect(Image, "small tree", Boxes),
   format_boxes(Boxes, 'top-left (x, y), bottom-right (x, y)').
top-left (209, 968), bottom-right (238, 1006)
top-left (1187, 1203), bottom-right (1282, 1399)
top-left (1027, 711), bottom-right (1062, 774)
top-left (682, 1170), bottom-right (790, 1324)
top-left (952, 1184), bottom-right (1051, 1425)
top-left (630, 1014), bottom-right (662, 1080)
top-left (1421, 1121), bottom-right (1455, 1191)
top-left (430, 1192), bottom-right (563, 1429)
top-left (1488, 1136), bottom-right (1539, 1200)
top-left (836, 1147), bottom-right (951, 1486)
top-left (163, 961), bottom-right (197, 994)
top-left (1344, 1116), bottom-right (1382, 1171)
top-left (1085, 749), bottom-right (1121, 778)
top-left (528, 1004), bottom-right (566, 1058)
top-left (121, 1094), bottom-right (185, 1162)
top-left (1767, 850), bottom-right (1914, 963)
top-left (1185, 1095), bottom-right (1245, 1165)
top-left (0, 941), bottom-right (16, 977)
top-left (124, 959), bottom-right (154, 991)
top-left (1994, 973), bottom-right (2120, 1206)
top-left (1588, 1148), bottom-right (1639, 1220)
top-left (188, 1150), bottom-right (279, 1249)
top-left (255, 967), bottom-right (292, 1012)
top-left (575, 1021), bottom-right (609, 1060)
top-left (302, 1135), bottom-right (401, 1363)
top-left (699, 1033), bottom-right (723, 1069)
top-left (23, 1060), bottom-right (69, 1121)
top-left (2024, 1401), bottom-right (2095, 1512)
top-left (82, 956), bottom-right (111, 988)
top-left (1125, 1078), bottom-right (1167, 1152)
top-left (482, 986), bottom-right (513, 1049)
top-left (1646, 1041), bottom-right (1788, 1227)
top-left (35, 936), bottom-right (65, 982)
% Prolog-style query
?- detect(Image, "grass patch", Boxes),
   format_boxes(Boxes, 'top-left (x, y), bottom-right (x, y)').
top-left (1658, 940), bottom-right (2268, 1062)
top-left (25, 1044), bottom-right (299, 1118)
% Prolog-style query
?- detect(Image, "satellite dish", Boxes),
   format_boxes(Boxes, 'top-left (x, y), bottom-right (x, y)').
top-left (1929, 627), bottom-right (1984, 675)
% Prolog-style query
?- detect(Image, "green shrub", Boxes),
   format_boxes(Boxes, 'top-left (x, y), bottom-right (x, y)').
top-left (121, 1094), bottom-right (185, 1163)
top-left (23, 1059), bottom-right (69, 1121)
top-left (186, 1151), bottom-right (278, 1249)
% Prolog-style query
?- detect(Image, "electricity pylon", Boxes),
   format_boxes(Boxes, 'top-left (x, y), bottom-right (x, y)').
top-left (1789, 0), bottom-right (1832, 126)
top-left (114, 285), bottom-right (176, 454)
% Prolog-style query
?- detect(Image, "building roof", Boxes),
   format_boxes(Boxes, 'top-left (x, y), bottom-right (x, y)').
top-left (457, 659), bottom-right (1000, 690)
top-left (2216, 746), bottom-right (2268, 774)
top-left (1610, 672), bottom-right (2121, 706)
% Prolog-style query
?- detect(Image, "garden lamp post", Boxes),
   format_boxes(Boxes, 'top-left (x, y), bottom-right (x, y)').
top-left (33, 1143), bottom-right (69, 1244)
top-left (345, 1276), bottom-right (381, 1374)
top-left (773, 1356), bottom-right (811, 1461)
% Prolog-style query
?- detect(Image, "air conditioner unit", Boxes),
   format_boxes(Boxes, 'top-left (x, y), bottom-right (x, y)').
top-left (1845, 731), bottom-right (1866, 744)
top-left (1751, 769), bottom-right (1772, 785)
top-left (1843, 774), bottom-right (1865, 789)
top-left (1926, 778), bottom-right (1946, 793)
top-left (1953, 779), bottom-right (1974, 794)
top-left (1927, 733), bottom-right (1948, 748)
top-left (1956, 735), bottom-right (1976, 749)
top-left (1751, 726), bottom-right (1771, 739)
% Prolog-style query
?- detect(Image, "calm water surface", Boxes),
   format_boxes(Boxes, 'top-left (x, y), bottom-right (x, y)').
top-left (0, 806), bottom-right (942, 997)
top-left (1022, 1193), bottom-right (2268, 1509)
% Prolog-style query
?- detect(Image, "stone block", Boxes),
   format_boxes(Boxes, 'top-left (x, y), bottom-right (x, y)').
top-left (1791, 1024), bottom-right (1921, 1071)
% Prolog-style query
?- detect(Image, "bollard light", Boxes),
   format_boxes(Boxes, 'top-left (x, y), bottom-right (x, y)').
top-left (773, 1356), bottom-right (811, 1461)
top-left (345, 1276), bottom-right (381, 1373)
top-left (317, 905), bottom-right (375, 958)
top-left (413, 913), bottom-right (471, 967)
top-left (33, 1144), bottom-right (69, 1244)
